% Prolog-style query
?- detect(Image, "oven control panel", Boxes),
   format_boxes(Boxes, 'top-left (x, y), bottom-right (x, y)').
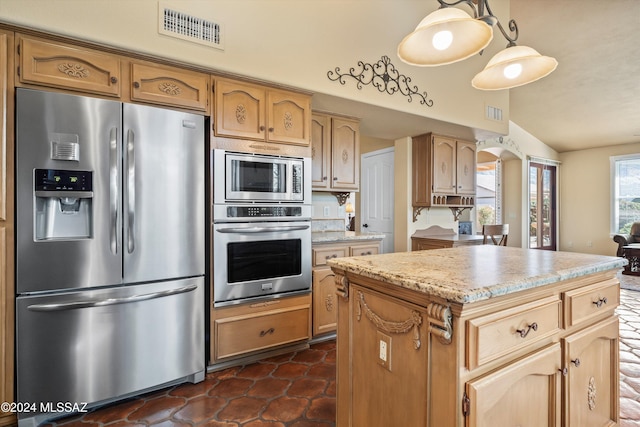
top-left (226, 205), bottom-right (303, 218)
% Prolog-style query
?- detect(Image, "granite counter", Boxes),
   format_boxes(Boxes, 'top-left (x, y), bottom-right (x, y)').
top-left (327, 245), bottom-right (626, 303)
top-left (311, 230), bottom-right (385, 244)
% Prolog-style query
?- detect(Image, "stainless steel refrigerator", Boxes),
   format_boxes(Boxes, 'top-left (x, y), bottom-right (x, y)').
top-left (15, 88), bottom-right (205, 426)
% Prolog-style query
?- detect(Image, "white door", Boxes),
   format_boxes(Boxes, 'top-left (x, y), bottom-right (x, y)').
top-left (361, 148), bottom-right (394, 253)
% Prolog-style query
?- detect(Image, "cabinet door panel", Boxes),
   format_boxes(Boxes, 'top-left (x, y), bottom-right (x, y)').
top-left (331, 118), bottom-right (359, 190)
top-left (267, 90), bottom-right (310, 146)
top-left (312, 268), bottom-right (337, 336)
top-left (466, 344), bottom-right (561, 427)
top-left (311, 113), bottom-right (330, 189)
top-left (214, 78), bottom-right (265, 140)
top-left (564, 316), bottom-right (619, 427)
top-left (457, 141), bottom-right (477, 194)
top-left (19, 36), bottom-right (121, 96)
top-left (432, 135), bottom-right (456, 194)
top-left (130, 63), bottom-right (208, 111)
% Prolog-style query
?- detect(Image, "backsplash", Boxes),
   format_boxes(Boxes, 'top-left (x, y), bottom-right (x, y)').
top-left (311, 192), bottom-right (353, 232)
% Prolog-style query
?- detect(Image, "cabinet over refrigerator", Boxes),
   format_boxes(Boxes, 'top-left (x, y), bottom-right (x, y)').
top-left (15, 88), bottom-right (206, 426)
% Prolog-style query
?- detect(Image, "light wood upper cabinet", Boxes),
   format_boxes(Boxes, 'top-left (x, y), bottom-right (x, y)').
top-left (311, 112), bottom-right (360, 192)
top-left (130, 62), bottom-right (208, 111)
top-left (214, 77), bottom-right (310, 146)
top-left (17, 35), bottom-right (121, 97)
top-left (311, 113), bottom-right (330, 188)
top-left (413, 132), bottom-right (476, 208)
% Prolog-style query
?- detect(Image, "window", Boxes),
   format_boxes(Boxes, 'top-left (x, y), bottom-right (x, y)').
top-left (529, 161), bottom-right (557, 250)
top-left (476, 159), bottom-right (501, 231)
top-left (611, 154), bottom-right (640, 234)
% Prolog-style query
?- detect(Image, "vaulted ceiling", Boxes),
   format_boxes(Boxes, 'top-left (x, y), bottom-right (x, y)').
top-left (316, 0), bottom-right (640, 154)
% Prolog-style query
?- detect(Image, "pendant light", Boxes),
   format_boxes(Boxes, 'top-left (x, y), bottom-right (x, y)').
top-left (397, 0), bottom-right (557, 90)
top-left (472, 45), bottom-right (558, 90)
top-left (397, 8), bottom-right (493, 66)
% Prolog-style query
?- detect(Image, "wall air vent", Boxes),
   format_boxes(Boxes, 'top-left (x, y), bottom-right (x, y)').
top-left (485, 105), bottom-right (503, 122)
top-left (158, 3), bottom-right (223, 50)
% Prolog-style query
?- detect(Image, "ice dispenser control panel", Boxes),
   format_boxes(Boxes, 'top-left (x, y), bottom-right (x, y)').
top-left (35, 169), bottom-right (92, 192)
top-left (34, 169), bottom-right (93, 241)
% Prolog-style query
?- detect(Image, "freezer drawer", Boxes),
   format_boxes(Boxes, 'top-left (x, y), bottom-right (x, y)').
top-left (16, 277), bottom-right (204, 422)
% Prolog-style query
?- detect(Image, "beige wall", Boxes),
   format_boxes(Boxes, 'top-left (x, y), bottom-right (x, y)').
top-left (0, 0), bottom-right (509, 136)
top-left (559, 142), bottom-right (640, 256)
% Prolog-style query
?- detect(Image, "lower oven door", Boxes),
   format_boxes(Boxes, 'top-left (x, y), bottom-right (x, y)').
top-left (213, 220), bottom-right (311, 306)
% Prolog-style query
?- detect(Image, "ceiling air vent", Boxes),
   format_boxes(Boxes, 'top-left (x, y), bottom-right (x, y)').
top-left (485, 105), bottom-right (503, 122)
top-left (158, 3), bottom-right (223, 50)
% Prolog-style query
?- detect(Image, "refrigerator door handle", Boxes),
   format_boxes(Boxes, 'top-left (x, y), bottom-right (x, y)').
top-left (26, 284), bottom-right (198, 312)
top-left (126, 128), bottom-right (136, 253)
top-left (109, 127), bottom-right (119, 254)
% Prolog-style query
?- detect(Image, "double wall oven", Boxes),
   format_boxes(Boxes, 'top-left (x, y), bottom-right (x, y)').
top-left (213, 149), bottom-right (312, 306)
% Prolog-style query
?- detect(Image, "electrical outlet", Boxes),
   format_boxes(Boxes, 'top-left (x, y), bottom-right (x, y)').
top-left (323, 206), bottom-right (330, 217)
top-left (587, 240), bottom-right (593, 247)
top-left (377, 331), bottom-right (391, 371)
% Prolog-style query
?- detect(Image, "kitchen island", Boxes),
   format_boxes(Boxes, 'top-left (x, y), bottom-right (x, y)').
top-left (327, 246), bottom-right (625, 427)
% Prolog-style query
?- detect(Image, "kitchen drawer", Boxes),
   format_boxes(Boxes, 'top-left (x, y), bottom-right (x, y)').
top-left (350, 244), bottom-right (380, 257)
top-left (563, 278), bottom-right (619, 328)
top-left (313, 246), bottom-right (348, 267)
top-left (215, 304), bottom-right (310, 360)
top-left (467, 296), bottom-right (561, 369)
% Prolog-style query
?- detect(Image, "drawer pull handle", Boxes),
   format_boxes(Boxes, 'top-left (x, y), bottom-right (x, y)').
top-left (516, 322), bottom-right (538, 338)
top-left (260, 327), bottom-right (275, 337)
top-left (559, 368), bottom-right (568, 376)
top-left (592, 297), bottom-right (608, 307)
top-left (325, 254), bottom-right (338, 260)
top-left (571, 358), bottom-right (581, 367)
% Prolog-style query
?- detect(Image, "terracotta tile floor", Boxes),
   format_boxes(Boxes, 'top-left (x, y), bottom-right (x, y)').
top-left (44, 290), bottom-right (640, 427)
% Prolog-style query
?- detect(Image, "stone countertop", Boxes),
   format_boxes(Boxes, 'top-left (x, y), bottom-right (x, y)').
top-left (311, 231), bottom-right (386, 244)
top-left (327, 245), bottom-right (626, 304)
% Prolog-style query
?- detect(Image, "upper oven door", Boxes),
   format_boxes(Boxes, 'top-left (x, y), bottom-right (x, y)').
top-left (214, 150), bottom-right (310, 203)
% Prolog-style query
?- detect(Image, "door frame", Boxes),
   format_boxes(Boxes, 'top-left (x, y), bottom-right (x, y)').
top-left (360, 147), bottom-right (395, 253)
top-left (527, 158), bottom-right (558, 251)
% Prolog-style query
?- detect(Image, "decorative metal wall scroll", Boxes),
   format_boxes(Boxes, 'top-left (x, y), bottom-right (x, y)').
top-left (328, 55), bottom-right (434, 107)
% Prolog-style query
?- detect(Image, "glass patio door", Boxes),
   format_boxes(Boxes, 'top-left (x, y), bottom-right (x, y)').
top-left (529, 161), bottom-right (557, 250)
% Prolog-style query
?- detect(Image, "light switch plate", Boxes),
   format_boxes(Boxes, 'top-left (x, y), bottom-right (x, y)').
top-left (377, 331), bottom-right (392, 371)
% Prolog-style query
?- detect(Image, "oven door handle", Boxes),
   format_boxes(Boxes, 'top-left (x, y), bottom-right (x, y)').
top-left (216, 225), bottom-right (310, 233)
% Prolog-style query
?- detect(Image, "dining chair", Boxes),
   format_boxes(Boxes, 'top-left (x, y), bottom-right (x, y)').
top-left (482, 224), bottom-right (509, 246)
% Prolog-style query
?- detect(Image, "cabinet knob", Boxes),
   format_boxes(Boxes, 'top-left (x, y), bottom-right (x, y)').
top-left (571, 358), bottom-right (581, 367)
top-left (323, 176), bottom-right (327, 181)
top-left (363, 224), bottom-right (369, 228)
top-left (333, 177), bottom-right (338, 181)
top-left (268, 127), bottom-right (274, 132)
top-left (259, 327), bottom-right (275, 337)
top-left (111, 76), bottom-right (118, 84)
top-left (559, 368), bottom-right (568, 376)
top-left (515, 322), bottom-right (538, 338)
top-left (592, 297), bottom-right (608, 307)
top-left (259, 125), bottom-right (265, 131)
top-left (133, 81), bottom-right (140, 89)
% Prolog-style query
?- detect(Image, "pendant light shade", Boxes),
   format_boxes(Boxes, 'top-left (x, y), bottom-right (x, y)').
top-left (471, 45), bottom-right (558, 90)
top-left (397, 8), bottom-right (493, 66)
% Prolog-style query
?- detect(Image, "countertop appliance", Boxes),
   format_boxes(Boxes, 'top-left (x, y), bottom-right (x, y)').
top-left (15, 88), bottom-right (205, 426)
top-left (212, 149), bottom-right (312, 306)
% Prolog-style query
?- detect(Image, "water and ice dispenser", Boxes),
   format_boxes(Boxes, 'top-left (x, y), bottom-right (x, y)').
top-left (34, 169), bottom-right (93, 240)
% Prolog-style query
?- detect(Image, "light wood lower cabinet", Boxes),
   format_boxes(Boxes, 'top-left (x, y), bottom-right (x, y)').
top-left (210, 293), bottom-right (311, 363)
top-left (334, 269), bottom-right (620, 427)
top-left (311, 240), bottom-right (382, 337)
